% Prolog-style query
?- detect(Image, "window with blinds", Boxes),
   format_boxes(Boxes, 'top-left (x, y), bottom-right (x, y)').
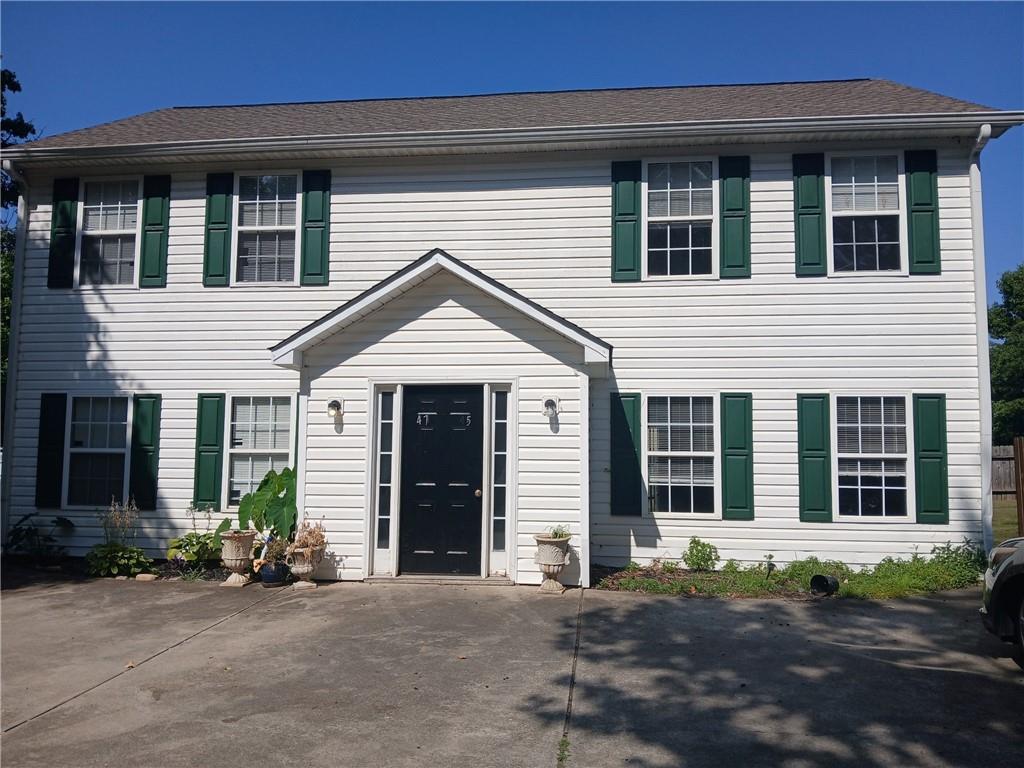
top-left (236, 174), bottom-right (298, 283)
top-left (646, 161), bottom-right (714, 277)
top-left (647, 395), bottom-right (715, 514)
top-left (80, 180), bottom-right (140, 286)
top-left (836, 396), bottom-right (908, 517)
top-left (830, 156), bottom-right (902, 272)
top-left (227, 396), bottom-right (291, 505)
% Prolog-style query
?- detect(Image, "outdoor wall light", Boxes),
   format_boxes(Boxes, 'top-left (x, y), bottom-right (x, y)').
top-left (542, 397), bottom-right (561, 418)
top-left (327, 399), bottom-right (343, 418)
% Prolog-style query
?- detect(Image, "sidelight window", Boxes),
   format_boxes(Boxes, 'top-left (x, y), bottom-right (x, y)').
top-left (491, 390), bottom-right (509, 551)
top-left (375, 391), bottom-right (395, 549)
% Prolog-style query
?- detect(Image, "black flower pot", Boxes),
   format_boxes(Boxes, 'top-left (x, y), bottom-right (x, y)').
top-left (259, 562), bottom-right (289, 588)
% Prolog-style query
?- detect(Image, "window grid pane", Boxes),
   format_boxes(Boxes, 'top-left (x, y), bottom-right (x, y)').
top-left (227, 396), bottom-right (291, 505)
top-left (375, 391), bottom-right (394, 549)
top-left (67, 396), bottom-right (129, 506)
top-left (836, 396), bottom-right (908, 517)
top-left (647, 396), bottom-right (714, 514)
top-left (492, 390), bottom-right (509, 551)
top-left (81, 235), bottom-right (136, 285)
top-left (647, 161), bottom-right (713, 277)
top-left (831, 155), bottom-right (901, 273)
top-left (236, 174), bottom-right (298, 283)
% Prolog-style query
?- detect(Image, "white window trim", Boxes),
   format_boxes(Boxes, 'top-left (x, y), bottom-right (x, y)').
top-left (61, 392), bottom-right (135, 510)
top-left (641, 391), bottom-right (722, 519)
top-left (220, 392), bottom-right (297, 508)
top-left (829, 391), bottom-right (916, 522)
top-left (641, 156), bottom-right (720, 282)
top-left (229, 171), bottom-right (302, 287)
top-left (73, 177), bottom-right (143, 290)
top-left (489, 385), bottom-right (511, 566)
top-left (824, 150), bottom-right (909, 278)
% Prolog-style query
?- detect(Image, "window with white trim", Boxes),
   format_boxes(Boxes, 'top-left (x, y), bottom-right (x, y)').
top-left (647, 396), bottom-right (715, 513)
top-left (491, 389), bottom-right (509, 551)
top-left (67, 396), bottom-right (130, 505)
top-left (830, 155), bottom-right (902, 272)
top-left (375, 391), bottom-right (395, 549)
top-left (836, 396), bottom-right (908, 517)
top-left (646, 161), bottom-right (714, 277)
top-left (227, 396), bottom-right (292, 505)
top-left (79, 180), bottom-right (140, 286)
top-left (235, 174), bottom-right (298, 283)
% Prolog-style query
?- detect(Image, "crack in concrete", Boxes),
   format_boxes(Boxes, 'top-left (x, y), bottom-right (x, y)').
top-left (558, 587), bottom-right (585, 766)
top-left (2, 587), bottom-right (289, 733)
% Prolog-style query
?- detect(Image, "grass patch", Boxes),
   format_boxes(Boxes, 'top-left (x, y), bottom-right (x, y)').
top-left (557, 736), bottom-right (570, 768)
top-left (596, 541), bottom-right (986, 599)
top-left (994, 496), bottom-right (1020, 544)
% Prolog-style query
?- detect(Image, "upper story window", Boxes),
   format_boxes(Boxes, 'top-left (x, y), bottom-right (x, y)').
top-left (66, 395), bottom-right (130, 506)
top-left (828, 155), bottom-right (905, 274)
top-left (646, 395), bottom-right (715, 514)
top-left (836, 396), bottom-right (908, 517)
top-left (645, 160), bottom-right (716, 278)
top-left (79, 180), bottom-right (140, 286)
top-left (235, 174), bottom-right (299, 284)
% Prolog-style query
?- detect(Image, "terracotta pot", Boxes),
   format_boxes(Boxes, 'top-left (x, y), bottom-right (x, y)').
top-left (286, 545), bottom-right (325, 584)
top-left (219, 530), bottom-right (256, 588)
top-left (533, 534), bottom-right (571, 594)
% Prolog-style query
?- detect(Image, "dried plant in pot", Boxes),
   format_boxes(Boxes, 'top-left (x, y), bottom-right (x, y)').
top-left (254, 536), bottom-right (290, 588)
top-left (533, 525), bottom-right (572, 594)
top-left (287, 520), bottom-right (327, 589)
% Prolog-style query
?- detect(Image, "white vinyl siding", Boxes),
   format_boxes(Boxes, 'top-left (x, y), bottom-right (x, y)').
top-left (77, 179), bottom-right (141, 287)
top-left (226, 395), bottom-right (292, 505)
top-left (6, 147), bottom-right (983, 575)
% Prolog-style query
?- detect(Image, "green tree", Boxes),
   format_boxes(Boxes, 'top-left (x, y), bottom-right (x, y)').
top-left (2, 69), bottom-right (37, 415)
top-left (990, 264), bottom-right (1024, 443)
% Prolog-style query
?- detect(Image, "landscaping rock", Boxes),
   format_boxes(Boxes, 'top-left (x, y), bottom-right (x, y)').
top-left (135, 573), bottom-right (158, 582)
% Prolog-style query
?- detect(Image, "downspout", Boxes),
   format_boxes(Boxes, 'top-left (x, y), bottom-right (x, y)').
top-left (1, 161), bottom-right (29, 540)
top-left (969, 124), bottom-right (993, 551)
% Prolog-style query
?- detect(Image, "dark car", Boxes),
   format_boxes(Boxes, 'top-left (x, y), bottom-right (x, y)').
top-left (981, 536), bottom-right (1024, 662)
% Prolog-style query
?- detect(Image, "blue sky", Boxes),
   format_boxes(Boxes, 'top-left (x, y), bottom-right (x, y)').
top-left (3, 1), bottom-right (1022, 297)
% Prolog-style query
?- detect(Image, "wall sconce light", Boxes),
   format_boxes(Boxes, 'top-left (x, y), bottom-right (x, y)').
top-left (542, 396), bottom-right (561, 418)
top-left (327, 399), bottom-right (343, 418)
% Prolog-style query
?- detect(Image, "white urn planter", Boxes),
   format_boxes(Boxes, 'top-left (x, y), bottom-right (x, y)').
top-left (533, 533), bottom-right (572, 594)
top-left (220, 530), bottom-right (257, 587)
top-left (286, 545), bottom-right (325, 590)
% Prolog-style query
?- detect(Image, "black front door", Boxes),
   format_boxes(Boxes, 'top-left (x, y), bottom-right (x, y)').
top-left (399, 385), bottom-right (484, 574)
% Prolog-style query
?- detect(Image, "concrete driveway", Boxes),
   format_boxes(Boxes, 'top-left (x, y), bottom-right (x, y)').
top-left (2, 577), bottom-right (1022, 768)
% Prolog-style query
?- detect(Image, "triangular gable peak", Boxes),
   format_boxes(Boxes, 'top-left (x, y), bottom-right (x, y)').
top-left (269, 248), bottom-right (612, 374)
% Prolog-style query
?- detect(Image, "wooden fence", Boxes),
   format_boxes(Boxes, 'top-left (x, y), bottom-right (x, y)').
top-left (994, 445), bottom-right (1017, 498)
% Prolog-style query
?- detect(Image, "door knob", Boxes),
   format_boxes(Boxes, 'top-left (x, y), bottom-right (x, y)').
top-left (474, 489), bottom-right (482, 498)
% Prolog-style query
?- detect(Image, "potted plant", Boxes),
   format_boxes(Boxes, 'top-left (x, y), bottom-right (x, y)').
top-left (254, 536), bottom-right (289, 588)
top-left (533, 525), bottom-right (572, 594)
top-left (287, 520), bottom-right (327, 589)
top-left (220, 468), bottom-right (299, 588)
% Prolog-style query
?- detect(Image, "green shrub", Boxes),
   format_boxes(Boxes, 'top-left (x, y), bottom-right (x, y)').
top-left (167, 530), bottom-right (222, 564)
top-left (682, 537), bottom-right (719, 572)
top-left (238, 468), bottom-right (297, 540)
top-left (85, 543), bottom-right (152, 577)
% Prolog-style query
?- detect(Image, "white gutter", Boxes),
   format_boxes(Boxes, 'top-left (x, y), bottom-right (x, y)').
top-left (969, 124), bottom-right (994, 551)
top-left (1, 162), bottom-right (29, 538)
top-left (4, 111), bottom-right (1023, 163)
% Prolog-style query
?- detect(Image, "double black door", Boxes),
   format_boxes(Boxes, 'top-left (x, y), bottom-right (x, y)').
top-left (399, 385), bottom-right (484, 574)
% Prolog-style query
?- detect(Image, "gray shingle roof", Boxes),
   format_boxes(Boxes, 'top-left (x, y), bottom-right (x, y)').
top-left (22, 79), bottom-right (999, 150)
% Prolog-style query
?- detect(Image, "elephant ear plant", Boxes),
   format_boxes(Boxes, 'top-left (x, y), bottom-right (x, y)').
top-left (238, 467), bottom-right (298, 540)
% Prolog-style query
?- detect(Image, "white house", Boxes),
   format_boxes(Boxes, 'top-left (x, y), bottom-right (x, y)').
top-left (3, 79), bottom-right (1021, 586)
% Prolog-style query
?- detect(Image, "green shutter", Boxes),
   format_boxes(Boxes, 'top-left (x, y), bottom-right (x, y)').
top-left (130, 394), bottom-right (162, 511)
top-left (35, 393), bottom-right (67, 508)
top-left (193, 393), bottom-right (225, 510)
top-left (203, 173), bottom-right (233, 286)
top-left (797, 394), bottom-right (832, 522)
top-left (905, 150), bottom-right (941, 275)
top-left (300, 170), bottom-right (331, 285)
top-left (793, 154), bottom-right (827, 276)
top-left (721, 393), bottom-right (754, 520)
top-left (719, 157), bottom-right (751, 278)
top-left (610, 392), bottom-right (642, 516)
top-left (47, 178), bottom-right (79, 289)
top-left (139, 175), bottom-right (171, 288)
top-left (611, 161), bottom-right (642, 282)
top-left (913, 394), bottom-right (949, 524)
